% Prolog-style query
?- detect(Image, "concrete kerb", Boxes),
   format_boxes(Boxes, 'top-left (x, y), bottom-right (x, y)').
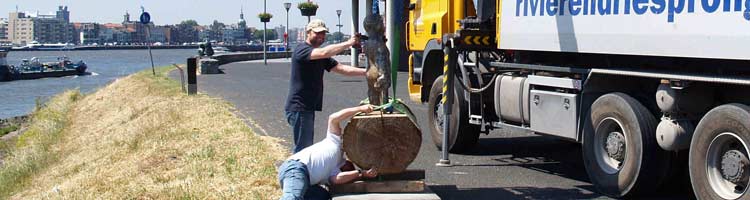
top-left (212, 52), bottom-right (289, 66)
top-left (199, 52), bottom-right (289, 74)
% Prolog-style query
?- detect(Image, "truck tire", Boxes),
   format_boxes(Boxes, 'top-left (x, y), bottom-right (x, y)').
top-left (582, 93), bottom-right (671, 197)
top-left (428, 75), bottom-right (481, 153)
top-left (689, 104), bottom-right (750, 200)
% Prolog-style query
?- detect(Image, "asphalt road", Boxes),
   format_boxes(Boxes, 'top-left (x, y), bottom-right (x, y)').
top-left (171, 58), bottom-right (693, 199)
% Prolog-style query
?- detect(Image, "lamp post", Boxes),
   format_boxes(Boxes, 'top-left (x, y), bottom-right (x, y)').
top-left (263, 0), bottom-right (267, 65)
top-left (336, 10), bottom-right (342, 43)
top-left (284, 2), bottom-right (291, 58)
top-left (351, 0), bottom-right (359, 67)
top-left (307, 0), bottom-right (311, 24)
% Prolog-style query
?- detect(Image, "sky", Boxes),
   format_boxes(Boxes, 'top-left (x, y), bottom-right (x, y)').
top-left (1, 0), bottom-right (371, 32)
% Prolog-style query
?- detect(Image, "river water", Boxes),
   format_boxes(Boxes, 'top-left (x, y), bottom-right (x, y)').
top-left (0, 49), bottom-right (197, 119)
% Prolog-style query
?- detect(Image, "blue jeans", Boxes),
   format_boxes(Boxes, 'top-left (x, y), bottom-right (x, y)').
top-left (278, 160), bottom-right (331, 200)
top-left (285, 111), bottom-right (315, 153)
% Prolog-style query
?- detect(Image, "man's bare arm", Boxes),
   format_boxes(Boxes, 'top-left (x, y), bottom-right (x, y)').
top-left (328, 105), bottom-right (373, 135)
top-left (310, 36), bottom-right (359, 60)
top-left (331, 63), bottom-right (366, 76)
top-left (329, 168), bottom-right (379, 185)
top-left (329, 170), bottom-right (360, 185)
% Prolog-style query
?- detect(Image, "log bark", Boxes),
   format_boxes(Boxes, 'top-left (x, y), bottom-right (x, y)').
top-left (343, 111), bottom-right (421, 174)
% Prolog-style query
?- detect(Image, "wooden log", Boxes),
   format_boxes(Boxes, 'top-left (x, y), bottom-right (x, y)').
top-left (343, 111), bottom-right (422, 174)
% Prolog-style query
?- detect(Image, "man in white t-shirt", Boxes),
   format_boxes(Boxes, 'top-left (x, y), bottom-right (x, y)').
top-left (277, 105), bottom-right (379, 200)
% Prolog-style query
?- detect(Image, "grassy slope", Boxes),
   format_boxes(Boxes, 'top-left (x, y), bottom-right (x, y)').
top-left (1, 67), bottom-right (287, 199)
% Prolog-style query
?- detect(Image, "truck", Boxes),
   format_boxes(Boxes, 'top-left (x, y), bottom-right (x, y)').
top-left (404, 0), bottom-right (750, 198)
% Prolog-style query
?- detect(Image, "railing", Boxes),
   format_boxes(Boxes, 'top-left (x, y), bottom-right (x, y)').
top-left (172, 64), bottom-right (186, 93)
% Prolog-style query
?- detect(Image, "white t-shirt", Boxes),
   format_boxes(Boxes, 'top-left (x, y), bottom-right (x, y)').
top-left (289, 130), bottom-right (345, 185)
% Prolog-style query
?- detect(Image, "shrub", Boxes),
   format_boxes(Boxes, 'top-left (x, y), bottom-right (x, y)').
top-left (297, 1), bottom-right (319, 10)
top-left (257, 12), bottom-right (273, 19)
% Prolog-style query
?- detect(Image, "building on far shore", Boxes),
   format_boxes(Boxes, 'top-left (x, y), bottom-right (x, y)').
top-left (74, 22), bottom-right (100, 45)
top-left (121, 11), bottom-right (156, 44)
top-left (225, 8), bottom-right (248, 45)
top-left (218, 8), bottom-right (249, 45)
top-left (0, 18), bottom-right (8, 44)
top-left (294, 27), bottom-right (305, 43)
top-left (92, 11), bottom-right (170, 45)
top-left (148, 25), bottom-right (169, 44)
top-left (273, 25), bottom-right (285, 42)
top-left (8, 6), bottom-right (75, 45)
top-left (4, 5), bottom-right (276, 46)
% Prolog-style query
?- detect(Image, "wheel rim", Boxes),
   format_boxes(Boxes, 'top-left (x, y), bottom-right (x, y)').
top-left (594, 117), bottom-right (628, 174)
top-left (706, 132), bottom-right (750, 199)
top-left (433, 92), bottom-right (445, 137)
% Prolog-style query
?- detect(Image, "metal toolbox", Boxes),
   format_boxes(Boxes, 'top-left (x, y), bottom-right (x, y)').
top-left (529, 90), bottom-right (579, 140)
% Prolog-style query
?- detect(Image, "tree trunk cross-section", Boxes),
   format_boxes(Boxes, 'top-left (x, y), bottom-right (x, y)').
top-left (343, 111), bottom-right (422, 174)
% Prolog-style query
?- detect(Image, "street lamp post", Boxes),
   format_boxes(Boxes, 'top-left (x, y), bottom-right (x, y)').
top-left (263, 0), bottom-right (267, 65)
top-left (351, 0), bottom-right (359, 67)
top-left (306, 0), bottom-right (311, 24)
top-left (284, 2), bottom-right (291, 59)
top-left (336, 10), bottom-right (342, 43)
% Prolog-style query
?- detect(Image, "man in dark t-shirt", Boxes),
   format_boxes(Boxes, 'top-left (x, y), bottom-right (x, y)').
top-left (285, 19), bottom-right (366, 153)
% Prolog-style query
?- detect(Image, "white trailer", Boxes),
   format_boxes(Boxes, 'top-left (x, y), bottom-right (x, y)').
top-left (501, 0), bottom-right (750, 60)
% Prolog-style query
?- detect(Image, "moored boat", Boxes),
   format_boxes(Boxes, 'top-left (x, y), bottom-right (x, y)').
top-left (0, 52), bottom-right (87, 82)
top-left (10, 41), bottom-right (75, 51)
top-left (0, 49), bottom-right (10, 81)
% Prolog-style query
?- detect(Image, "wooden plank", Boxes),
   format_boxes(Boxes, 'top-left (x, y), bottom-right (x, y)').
top-left (376, 170), bottom-right (425, 181)
top-left (331, 180), bottom-right (425, 194)
top-left (333, 187), bottom-right (441, 200)
top-left (352, 112), bottom-right (408, 119)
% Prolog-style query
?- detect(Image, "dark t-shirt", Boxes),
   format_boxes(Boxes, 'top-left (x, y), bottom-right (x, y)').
top-left (285, 42), bottom-right (339, 111)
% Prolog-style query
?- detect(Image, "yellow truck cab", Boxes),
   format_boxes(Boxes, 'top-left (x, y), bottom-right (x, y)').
top-left (406, 0), bottom-right (475, 102)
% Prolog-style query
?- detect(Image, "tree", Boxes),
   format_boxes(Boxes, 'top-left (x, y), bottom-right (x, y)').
top-left (209, 20), bottom-right (226, 41)
top-left (210, 20), bottom-right (225, 31)
top-left (327, 32), bottom-right (345, 43)
top-left (180, 20), bottom-right (199, 27)
top-left (174, 19), bottom-right (199, 43)
top-left (253, 29), bottom-right (278, 41)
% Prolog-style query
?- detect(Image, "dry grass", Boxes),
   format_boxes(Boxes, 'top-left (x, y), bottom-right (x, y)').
top-left (2, 67), bottom-right (287, 199)
top-left (0, 90), bottom-right (81, 198)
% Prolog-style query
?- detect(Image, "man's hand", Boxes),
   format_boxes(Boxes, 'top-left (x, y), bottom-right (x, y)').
top-left (359, 104), bottom-right (374, 113)
top-left (362, 168), bottom-right (378, 178)
top-left (349, 34), bottom-right (361, 48)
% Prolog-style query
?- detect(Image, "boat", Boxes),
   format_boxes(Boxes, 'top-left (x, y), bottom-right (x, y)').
top-left (0, 52), bottom-right (87, 82)
top-left (197, 45), bottom-right (231, 56)
top-left (213, 46), bottom-right (230, 54)
top-left (0, 48), bottom-right (10, 80)
top-left (0, 48), bottom-right (7, 64)
top-left (10, 41), bottom-right (75, 51)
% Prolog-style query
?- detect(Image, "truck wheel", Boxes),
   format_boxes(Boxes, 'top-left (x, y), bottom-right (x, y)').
top-left (428, 75), bottom-right (480, 153)
top-left (689, 104), bottom-right (750, 200)
top-left (582, 93), bottom-right (671, 197)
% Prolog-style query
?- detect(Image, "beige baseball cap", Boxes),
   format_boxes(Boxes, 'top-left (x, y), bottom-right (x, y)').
top-left (306, 19), bottom-right (329, 33)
